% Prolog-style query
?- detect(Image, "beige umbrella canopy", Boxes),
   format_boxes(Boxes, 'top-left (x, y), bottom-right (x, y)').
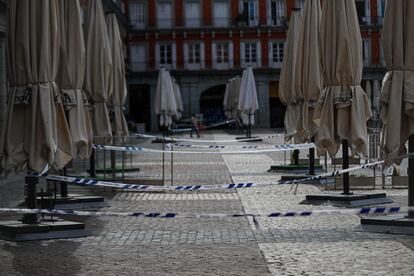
top-left (279, 10), bottom-right (302, 142)
top-left (171, 78), bottom-right (184, 120)
top-left (84, 0), bottom-right (113, 142)
top-left (380, 0), bottom-right (414, 165)
top-left (313, 0), bottom-right (372, 157)
top-left (238, 67), bottom-right (259, 126)
top-left (294, 0), bottom-right (323, 143)
top-left (223, 76), bottom-right (241, 121)
top-left (1, 0), bottom-right (72, 173)
top-left (57, 0), bottom-right (93, 160)
top-left (154, 68), bottom-right (177, 128)
top-left (106, 13), bottom-right (129, 138)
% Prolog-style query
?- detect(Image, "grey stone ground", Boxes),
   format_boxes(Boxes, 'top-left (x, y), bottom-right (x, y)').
top-left (0, 130), bottom-right (413, 275)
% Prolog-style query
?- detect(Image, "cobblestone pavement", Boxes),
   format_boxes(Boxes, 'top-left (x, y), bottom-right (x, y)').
top-left (0, 130), bottom-right (413, 275)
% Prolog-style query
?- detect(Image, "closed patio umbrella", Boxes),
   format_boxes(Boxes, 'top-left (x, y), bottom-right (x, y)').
top-left (58, 0), bottom-right (93, 160)
top-left (106, 13), bottom-right (129, 138)
top-left (380, 0), bottom-right (414, 217)
top-left (2, 0), bottom-right (72, 173)
top-left (238, 67), bottom-right (259, 138)
top-left (172, 78), bottom-right (183, 120)
top-left (223, 76), bottom-right (241, 121)
top-left (314, 0), bottom-right (372, 195)
top-left (84, 0), bottom-right (113, 143)
top-left (295, 0), bottom-right (323, 143)
top-left (380, 0), bottom-right (414, 165)
top-left (279, 9), bottom-right (302, 142)
top-left (154, 68), bottom-right (177, 128)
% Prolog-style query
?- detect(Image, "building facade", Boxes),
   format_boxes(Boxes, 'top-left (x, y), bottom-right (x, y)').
top-left (126, 0), bottom-right (387, 131)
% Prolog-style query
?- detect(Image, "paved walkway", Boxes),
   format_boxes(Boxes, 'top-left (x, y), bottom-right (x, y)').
top-left (0, 130), bottom-right (413, 275)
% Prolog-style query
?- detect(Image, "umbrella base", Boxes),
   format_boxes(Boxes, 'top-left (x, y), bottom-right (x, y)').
top-left (268, 164), bottom-right (324, 174)
top-left (359, 214), bottom-right (414, 235)
top-left (235, 136), bottom-right (263, 142)
top-left (152, 138), bottom-right (177, 143)
top-left (302, 193), bottom-right (393, 207)
top-left (280, 175), bottom-right (333, 185)
top-left (35, 194), bottom-right (107, 210)
top-left (0, 219), bottom-right (91, 241)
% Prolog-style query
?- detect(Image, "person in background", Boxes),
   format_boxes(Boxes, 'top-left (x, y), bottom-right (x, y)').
top-left (190, 114), bottom-right (200, 138)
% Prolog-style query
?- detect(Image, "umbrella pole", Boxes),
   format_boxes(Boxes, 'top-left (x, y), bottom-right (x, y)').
top-left (61, 167), bottom-right (68, 198)
top-left (22, 176), bottom-right (38, 224)
top-left (90, 148), bottom-right (96, 178)
top-left (162, 129), bottom-right (165, 186)
top-left (342, 139), bottom-right (351, 195)
top-left (248, 113), bottom-right (251, 139)
top-left (408, 136), bottom-right (414, 218)
top-left (309, 136), bottom-right (315, 175)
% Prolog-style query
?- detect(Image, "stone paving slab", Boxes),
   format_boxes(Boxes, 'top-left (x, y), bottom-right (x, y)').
top-left (259, 241), bottom-right (414, 276)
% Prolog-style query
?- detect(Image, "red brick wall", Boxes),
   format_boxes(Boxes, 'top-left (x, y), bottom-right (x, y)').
top-left (259, 0), bottom-right (267, 25)
top-left (231, 0), bottom-right (239, 23)
top-left (175, 0), bottom-right (184, 27)
top-left (176, 36), bottom-right (184, 69)
top-left (233, 33), bottom-right (241, 68)
top-left (203, 0), bottom-right (212, 26)
top-left (204, 35), bottom-right (212, 68)
top-left (148, 0), bottom-right (156, 27)
top-left (148, 37), bottom-right (156, 70)
top-left (261, 34), bottom-right (269, 68)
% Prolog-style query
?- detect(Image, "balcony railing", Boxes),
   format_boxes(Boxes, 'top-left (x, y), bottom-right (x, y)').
top-left (129, 16), bottom-right (286, 30)
top-left (129, 59), bottom-right (285, 72)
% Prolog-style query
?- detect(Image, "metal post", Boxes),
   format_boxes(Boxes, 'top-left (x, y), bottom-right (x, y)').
top-left (171, 143), bottom-right (174, 186)
top-left (61, 167), bottom-right (68, 198)
top-left (309, 137), bottom-right (315, 175)
top-left (342, 139), bottom-right (351, 195)
top-left (408, 136), bottom-right (414, 218)
top-left (22, 176), bottom-right (38, 224)
top-left (90, 148), bottom-right (96, 178)
top-left (111, 150), bottom-right (116, 180)
top-left (162, 131), bottom-right (165, 186)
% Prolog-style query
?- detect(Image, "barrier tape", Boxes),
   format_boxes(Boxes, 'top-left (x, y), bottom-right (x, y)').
top-left (0, 206), bottom-right (407, 219)
top-left (29, 160), bottom-right (384, 192)
top-left (136, 133), bottom-right (282, 143)
top-left (92, 143), bottom-right (315, 155)
top-left (169, 143), bottom-right (299, 150)
top-left (279, 160), bottom-right (384, 184)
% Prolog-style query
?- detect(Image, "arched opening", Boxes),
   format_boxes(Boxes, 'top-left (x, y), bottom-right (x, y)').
top-left (129, 84), bottom-right (151, 131)
top-left (199, 85), bottom-right (226, 124)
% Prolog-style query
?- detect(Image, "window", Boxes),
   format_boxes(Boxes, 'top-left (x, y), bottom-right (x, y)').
top-left (244, 43), bottom-right (256, 63)
top-left (216, 43), bottom-right (229, 64)
top-left (157, 1), bottom-right (173, 28)
top-left (356, 0), bottom-right (371, 25)
top-left (377, 0), bottom-right (385, 25)
top-left (185, 1), bottom-right (201, 27)
top-left (129, 0), bottom-right (146, 29)
top-left (184, 43), bottom-right (204, 69)
top-left (268, 0), bottom-right (285, 26)
top-left (212, 42), bottom-right (233, 69)
top-left (240, 0), bottom-right (259, 26)
top-left (363, 39), bottom-right (371, 66)
top-left (241, 41), bottom-right (261, 67)
top-left (157, 43), bottom-right (176, 69)
top-left (188, 44), bottom-right (201, 64)
top-left (130, 44), bottom-right (147, 71)
top-left (214, 1), bottom-right (230, 27)
top-left (268, 41), bottom-right (284, 68)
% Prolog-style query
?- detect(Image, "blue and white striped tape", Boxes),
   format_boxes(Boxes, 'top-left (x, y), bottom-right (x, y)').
top-left (0, 206), bottom-right (407, 219)
top-left (278, 160), bottom-right (384, 185)
top-left (169, 143), bottom-right (309, 150)
top-left (136, 133), bottom-right (282, 143)
top-left (29, 160), bottom-right (383, 192)
top-left (92, 143), bottom-right (315, 154)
